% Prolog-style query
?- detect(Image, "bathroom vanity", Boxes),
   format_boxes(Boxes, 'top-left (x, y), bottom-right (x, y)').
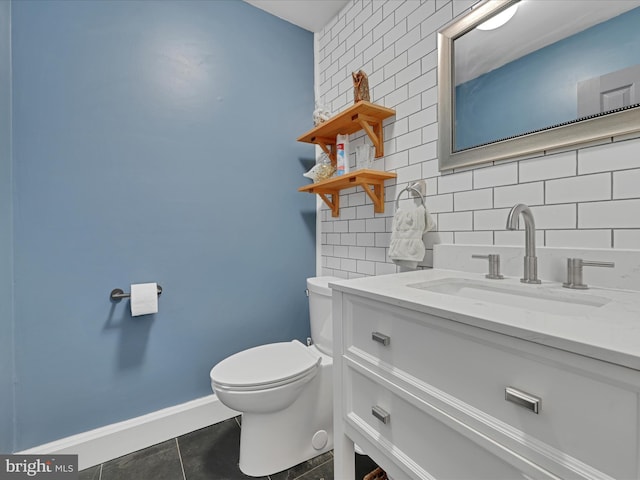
top-left (331, 268), bottom-right (640, 480)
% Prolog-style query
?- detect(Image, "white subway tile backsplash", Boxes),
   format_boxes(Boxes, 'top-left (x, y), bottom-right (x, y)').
top-left (454, 189), bottom-right (492, 211)
top-left (334, 245), bottom-right (349, 257)
top-left (348, 246), bottom-right (366, 260)
top-left (614, 230), bottom-right (640, 249)
top-left (349, 219), bottom-right (366, 232)
top-left (530, 204), bottom-right (576, 229)
top-left (411, 144), bottom-right (437, 167)
top-left (394, 163), bottom-right (422, 185)
top-left (452, 0), bottom-right (476, 17)
top-left (395, 1), bottom-right (421, 24)
top-left (473, 163), bottom-right (518, 189)
top-left (613, 168), bottom-right (640, 199)
top-left (325, 256), bottom-right (341, 269)
top-left (578, 138), bottom-right (640, 174)
top-left (408, 34), bottom-right (436, 65)
top-left (365, 246), bottom-right (386, 262)
top-left (419, 3), bottom-right (452, 38)
top-left (383, 19), bottom-right (408, 49)
top-left (326, 233), bottom-right (340, 245)
top-left (494, 182), bottom-right (544, 208)
top-left (396, 129), bottom-right (422, 152)
top-left (384, 85), bottom-right (409, 110)
top-left (341, 233), bottom-right (357, 245)
top-left (356, 232), bottom-right (375, 246)
top-left (384, 150), bottom-right (409, 170)
top-left (424, 231), bottom-right (453, 248)
top-left (375, 261), bottom-right (398, 275)
top-left (518, 151), bottom-right (576, 182)
top-left (438, 171), bottom-right (472, 194)
top-left (579, 199), bottom-right (640, 228)
top-left (545, 173), bottom-right (611, 204)
top-left (316, 0), bottom-right (640, 279)
top-left (494, 230), bottom-right (545, 247)
top-left (426, 193), bottom-right (453, 213)
top-left (333, 220), bottom-right (349, 233)
top-left (395, 61), bottom-right (422, 90)
top-left (408, 105), bottom-right (436, 131)
top-left (408, 1), bottom-right (436, 31)
top-left (341, 258), bottom-right (357, 271)
top-left (545, 229), bottom-right (611, 248)
top-left (366, 217), bottom-right (386, 232)
top-left (395, 24), bottom-right (421, 55)
top-left (454, 231), bottom-right (493, 245)
top-left (421, 124), bottom-right (438, 145)
top-left (356, 259), bottom-right (376, 275)
top-left (437, 211), bottom-right (473, 231)
top-left (473, 208), bottom-right (511, 231)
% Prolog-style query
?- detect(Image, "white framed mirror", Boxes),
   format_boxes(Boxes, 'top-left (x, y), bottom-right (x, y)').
top-left (438, 0), bottom-right (640, 171)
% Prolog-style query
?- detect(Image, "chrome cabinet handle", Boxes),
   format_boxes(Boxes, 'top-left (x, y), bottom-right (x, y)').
top-left (505, 387), bottom-right (541, 414)
top-left (371, 332), bottom-right (390, 346)
top-left (372, 405), bottom-right (390, 424)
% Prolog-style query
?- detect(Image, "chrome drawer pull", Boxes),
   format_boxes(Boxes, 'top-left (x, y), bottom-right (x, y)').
top-left (372, 405), bottom-right (390, 424)
top-left (505, 387), bottom-right (541, 414)
top-left (372, 332), bottom-right (391, 346)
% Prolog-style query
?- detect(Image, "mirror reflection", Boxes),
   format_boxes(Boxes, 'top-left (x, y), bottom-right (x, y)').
top-left (438, 0), bottom-right (640, 170)
top-left (454, 0), bottom-right (640, 151)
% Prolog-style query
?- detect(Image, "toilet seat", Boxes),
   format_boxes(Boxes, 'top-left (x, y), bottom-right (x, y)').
top-left (211, 340), bottom-right (320, 391)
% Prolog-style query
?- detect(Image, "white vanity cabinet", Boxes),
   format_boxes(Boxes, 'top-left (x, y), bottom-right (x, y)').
top-left (332, 285), bottom-right (640, 480)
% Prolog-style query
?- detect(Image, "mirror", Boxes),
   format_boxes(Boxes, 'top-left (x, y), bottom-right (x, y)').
top-left (438, 0), bottom-right (640, 171)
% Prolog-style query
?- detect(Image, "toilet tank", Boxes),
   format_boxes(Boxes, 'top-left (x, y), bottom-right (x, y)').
top-left (307, 276), bottom-right (340, 356)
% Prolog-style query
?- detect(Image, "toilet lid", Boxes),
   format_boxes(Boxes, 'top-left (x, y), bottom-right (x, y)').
top-left (210, 340), bottom-right (320, 389)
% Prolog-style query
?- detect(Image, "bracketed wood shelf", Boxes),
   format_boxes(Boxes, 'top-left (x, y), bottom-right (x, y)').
top-left (299, 170), bottom-right (397, 217)
top-left (297, 101), bottom-right (396, 163)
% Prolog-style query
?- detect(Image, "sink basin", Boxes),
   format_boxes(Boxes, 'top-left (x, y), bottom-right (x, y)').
top-left (407, 278), bottom-right (610, 315)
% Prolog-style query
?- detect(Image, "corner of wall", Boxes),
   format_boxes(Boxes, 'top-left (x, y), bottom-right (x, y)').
top-left (0, 0), bottom-right (16, 454)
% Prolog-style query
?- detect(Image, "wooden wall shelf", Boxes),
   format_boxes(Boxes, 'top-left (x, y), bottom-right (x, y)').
top-left (297, 101), bottom-right (396, 164)
top-left (299, 170), bottom-right (397, 217)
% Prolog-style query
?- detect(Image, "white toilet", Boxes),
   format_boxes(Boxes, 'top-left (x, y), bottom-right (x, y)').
top-left (210, 276), bottom-right (339, 477)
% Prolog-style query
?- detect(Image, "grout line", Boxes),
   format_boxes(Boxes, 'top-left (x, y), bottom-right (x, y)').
top-left (175, 438), bottom-right (187, 480)
top-left (98, 464), bottom-right (103, 480)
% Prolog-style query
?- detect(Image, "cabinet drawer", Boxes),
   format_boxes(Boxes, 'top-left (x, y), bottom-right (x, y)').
top-left (346, 366), bottom-right (555, 480)
top-left (344, 296), bottom-right (639, 479)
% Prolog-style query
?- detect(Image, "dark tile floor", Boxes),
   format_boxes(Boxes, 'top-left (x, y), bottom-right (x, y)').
top-left (78, 417), bottom-right (379, 480)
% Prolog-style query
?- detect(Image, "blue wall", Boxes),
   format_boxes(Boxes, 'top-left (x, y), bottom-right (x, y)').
top-left (0, 0), bottom-right (15, 454)
top-left (455, 7), bottom-right (640, 150)
top-left (10, 0), bottom-right (315, 450)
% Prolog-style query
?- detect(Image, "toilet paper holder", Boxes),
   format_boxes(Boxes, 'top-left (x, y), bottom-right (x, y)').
top-left (110, 285), bottom-right (163, 301)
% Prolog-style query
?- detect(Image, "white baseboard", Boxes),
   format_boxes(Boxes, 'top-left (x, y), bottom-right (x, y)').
top-left (19, 394), bottom-right (238, 470)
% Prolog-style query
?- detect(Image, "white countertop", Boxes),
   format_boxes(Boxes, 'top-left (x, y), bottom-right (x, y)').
top-left (330, 269), bottom-right (640, 371)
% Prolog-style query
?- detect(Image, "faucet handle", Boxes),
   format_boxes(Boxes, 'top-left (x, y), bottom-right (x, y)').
top-left (472, 254), bottom-right (504, 280)
top-left (562, 258), bottom-right (615, 290)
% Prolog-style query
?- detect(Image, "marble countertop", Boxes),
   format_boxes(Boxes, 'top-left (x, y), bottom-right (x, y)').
top-left (330, 269), bottom-right (640, 371)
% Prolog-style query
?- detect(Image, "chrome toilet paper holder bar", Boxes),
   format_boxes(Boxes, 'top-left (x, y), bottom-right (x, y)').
top-left (110, 285), bottom-right (163, 301)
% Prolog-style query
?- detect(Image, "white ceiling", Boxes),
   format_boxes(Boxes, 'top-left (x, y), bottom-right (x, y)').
top-left (243, 0), bottom-right (350, 32)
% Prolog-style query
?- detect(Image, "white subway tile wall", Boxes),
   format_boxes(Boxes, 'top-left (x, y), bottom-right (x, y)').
top-left (316, 0), bottom-right (640, 279)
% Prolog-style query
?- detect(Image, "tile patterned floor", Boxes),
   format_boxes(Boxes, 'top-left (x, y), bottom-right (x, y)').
top-left (78, 417), bottom-right (379, 480)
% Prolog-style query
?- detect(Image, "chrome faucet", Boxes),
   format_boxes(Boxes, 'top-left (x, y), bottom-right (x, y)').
top-left (506, 203), bottom-right (541, 284)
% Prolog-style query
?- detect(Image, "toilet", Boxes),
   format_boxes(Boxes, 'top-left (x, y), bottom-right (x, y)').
top-left (210, 276), bottom-right (339, 477)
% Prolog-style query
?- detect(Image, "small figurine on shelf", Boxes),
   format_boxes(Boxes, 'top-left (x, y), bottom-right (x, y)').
top-left (352, 70), bottom-right (370, 103)
top-left (312, 102), bottom-right (331, 127)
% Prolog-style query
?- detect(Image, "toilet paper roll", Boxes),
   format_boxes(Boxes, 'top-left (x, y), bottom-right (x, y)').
top-left (130, 282), bottom-right (158, 317)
